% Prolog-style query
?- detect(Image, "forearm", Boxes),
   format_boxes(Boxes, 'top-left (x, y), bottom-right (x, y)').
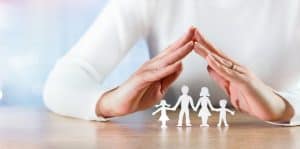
top-left (96, 86), bottom-right (120, 118)
top-left (43, 59), bottom-right (109, 121)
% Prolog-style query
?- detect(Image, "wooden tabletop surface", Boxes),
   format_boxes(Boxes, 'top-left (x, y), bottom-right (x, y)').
top-left (0, 105), bottom-right (299, 149)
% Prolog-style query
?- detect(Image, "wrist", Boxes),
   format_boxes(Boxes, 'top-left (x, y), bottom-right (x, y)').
top-left (250, 83), bottom-right (293, 122)
top-left (96, 87), bottom-right (119, 118)
top-left (273, 93), bottom-right (294, 122)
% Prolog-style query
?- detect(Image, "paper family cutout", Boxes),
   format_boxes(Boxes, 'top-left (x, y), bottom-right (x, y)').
top-left (152, 100), bottom-right (172, 128)
top-left (152, 85), bottom-right (235, 128)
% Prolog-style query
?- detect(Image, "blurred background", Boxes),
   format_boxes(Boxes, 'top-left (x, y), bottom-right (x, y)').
top-left (0, 0), bottom-right (148, 106)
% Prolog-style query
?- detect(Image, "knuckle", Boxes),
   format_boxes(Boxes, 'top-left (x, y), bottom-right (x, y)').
top-left (223, 66), bottom-right (230, 72)
top-left (142, 60), bottom-right (152, 67)
top-left (238, 76), bottom-right (254, 87)
top-left (166, 45), bottom-right (173, 50)
top-left (135, 73), bottom-right (149, 83)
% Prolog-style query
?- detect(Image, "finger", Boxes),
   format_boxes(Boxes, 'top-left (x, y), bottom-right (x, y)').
top-left (171, 26), bottom-right (196, 49)
top-left (160, 41), bottom-right (194, 66)
top-left (194, 29), bottom-right (228, 58)
top-left (143, 61), bottom-right (182, 83)
top-left (207, 54), bottom-right (251, 112)
top-left (138, 81), bottom-right (162, 111)
top-left (151, 41), bottom-right (194, 68)
top-left (155, 26), bottom-right (196, 59)
top-left (208, 66), bottom-right (241, 111)
top-left (228, 85), bottom-right (241, 111)
top-left (207, 66), bottom-right (230, 95)
top-left (161, 63), bottom-right (183, 92)
top-left (194, 29), bottom-right (238, 63)
top-left (206, 54), bottom-right (242, 83)
top-left (236, 90), bottom-right (252, 114)
top-left (138, 63), bottom-right (183, 111)
top-left (193, 41), bottom-right (211, 58)
top-left (210, 54), bottom-right (247, 74)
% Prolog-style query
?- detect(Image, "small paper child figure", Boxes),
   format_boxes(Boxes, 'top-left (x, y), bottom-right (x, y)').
top-left (172, 85), bottom-right (195, 127)
top-left (194, 87), bottom-right (216, 127)
top-left (215, 99), bottom-right (235, 127)
top-left (152, 100), bottom-right (173, 128)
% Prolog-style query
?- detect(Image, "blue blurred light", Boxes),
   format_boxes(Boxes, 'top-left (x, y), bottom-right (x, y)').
top-left (1, 0), bottom-right (149, 105)
top-left (0, 89), bottom-right (3, 100)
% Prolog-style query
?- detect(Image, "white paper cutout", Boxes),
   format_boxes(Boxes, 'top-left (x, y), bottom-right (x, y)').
top-left (152, 86), bottom-right (236, 128)
top-left (215, 99), bottom-right (235, 127)
top-left (171, 85), bottom-right (195, 127)
top-left (194, 87), bottom-right (216, 127)
top-left (152, 100), bottom-right (173, 128)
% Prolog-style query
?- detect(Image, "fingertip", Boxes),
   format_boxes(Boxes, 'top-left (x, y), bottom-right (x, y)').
top-left (187, 26), bottom-right (196, 35)
top-left (189, 40), bottom-right (194, 46)
top-left (194, 41), bottom-right (200, 47)
top-left (175, 61), bottom-right (182, 67)
top-left (190, 25), bottom-right (196, 31)
top-left (184, 41), bottom-right (195, 50)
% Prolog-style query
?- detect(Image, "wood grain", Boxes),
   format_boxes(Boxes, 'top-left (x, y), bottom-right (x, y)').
top-left (0, 106), bottom-right (299, 149)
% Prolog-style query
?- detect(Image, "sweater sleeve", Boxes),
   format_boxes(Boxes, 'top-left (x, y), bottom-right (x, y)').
top-left (43, 0), bottom-right (155, 121)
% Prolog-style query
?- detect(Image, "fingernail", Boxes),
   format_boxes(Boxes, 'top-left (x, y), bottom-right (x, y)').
top-left (194, 41), bottom-right (200, 47)
top-left (189, 41), bottom-right (194, 46)
top-left (194, 41), bottom-right (198, 45)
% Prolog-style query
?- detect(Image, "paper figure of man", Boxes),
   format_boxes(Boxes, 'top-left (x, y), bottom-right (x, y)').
top-left (172, 85), bottom-right (195, 127)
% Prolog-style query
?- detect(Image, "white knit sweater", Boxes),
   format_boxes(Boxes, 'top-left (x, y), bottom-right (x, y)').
top-left (43, 0), bottom-right (300, 125)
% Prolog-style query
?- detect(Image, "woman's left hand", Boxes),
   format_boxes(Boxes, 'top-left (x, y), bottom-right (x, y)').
top-left (193, 29), bottom-right (294, 122)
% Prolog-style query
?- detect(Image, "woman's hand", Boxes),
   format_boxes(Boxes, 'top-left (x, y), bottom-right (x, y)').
top-left (96, 27), bottom-right (196, 118)
top-left (193, 29), bottom-right (294, 122)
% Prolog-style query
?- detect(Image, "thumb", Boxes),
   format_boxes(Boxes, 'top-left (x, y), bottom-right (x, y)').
top-left (207, 66), bottom-right (230, 96)
top-left (161, 63), bottom-right (183, 93)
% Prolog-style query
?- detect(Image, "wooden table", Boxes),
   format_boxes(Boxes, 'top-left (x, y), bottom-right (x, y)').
top-left (0, 105), bottom-right (299, 149)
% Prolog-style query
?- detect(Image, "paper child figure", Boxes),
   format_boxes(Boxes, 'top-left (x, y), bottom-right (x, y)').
top-left (152, 100), bottom-right (173, 128)
top-left (172, 85), bottom-right (195, 127)
top-left (194, 87), bottom-right (216, 127)
top-left (215, 99), bottom-right (235, 127)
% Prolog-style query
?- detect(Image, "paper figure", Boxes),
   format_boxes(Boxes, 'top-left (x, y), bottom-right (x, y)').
top-left (152, 100), bottom-right (173, 128)
top-left (215, 99), bottom-right (235, 127)
top-left (172, 85), bottom-right (195, 127)
top-left (194, 87), bottom-right (216, 127)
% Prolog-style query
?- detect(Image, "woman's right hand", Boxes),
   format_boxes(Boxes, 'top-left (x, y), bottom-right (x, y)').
top-left (96, 27), bottom-right (196, 118)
